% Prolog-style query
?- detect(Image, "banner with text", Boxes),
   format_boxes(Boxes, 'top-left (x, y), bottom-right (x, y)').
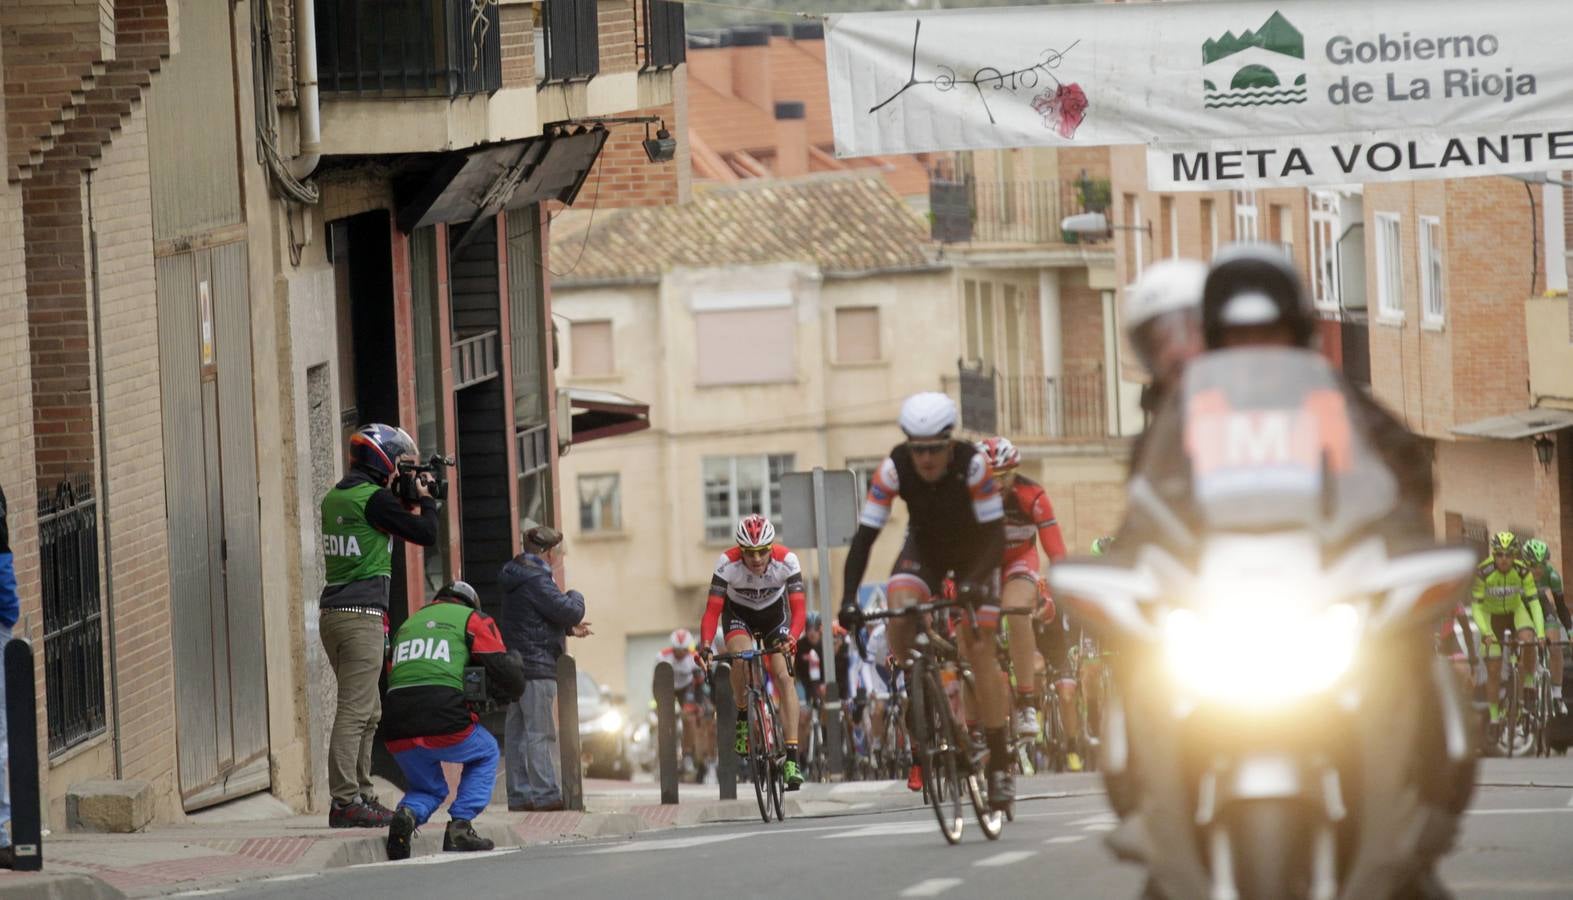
top-left (826, 0), bottom-right (1573, 188)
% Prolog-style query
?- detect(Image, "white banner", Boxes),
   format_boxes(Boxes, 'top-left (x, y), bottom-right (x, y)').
top-left (826, 0), bottom-right (1573, 188)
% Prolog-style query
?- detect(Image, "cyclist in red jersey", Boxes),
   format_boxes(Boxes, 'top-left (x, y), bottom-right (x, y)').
top-left (977, 436), bottom-right (1067, 740)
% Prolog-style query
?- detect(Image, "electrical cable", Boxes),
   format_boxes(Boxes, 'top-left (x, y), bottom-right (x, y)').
top-left (1526, 181), bottom-right (1540, 299)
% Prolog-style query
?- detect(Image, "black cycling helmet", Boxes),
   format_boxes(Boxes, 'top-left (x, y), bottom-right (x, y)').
top-left (1201, 244), bottom-right (1315, 350)
top-left (806, 611), bottom-right (822, 630)
top-left (350, 423), bottom-right (416, 481)
top-left (434, 580), bottom-right (481, 610)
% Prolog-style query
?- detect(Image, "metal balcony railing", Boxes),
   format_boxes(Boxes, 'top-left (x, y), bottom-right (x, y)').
top-left (453, 329), bottom-right (500, 389)
top-left (639, 0), bottom-right (686, 70)
top-left (539, 0), bottom-right (599, 83)
top-left (930, 176), bottom-right (1112, 246)
top-left (317, 0), bottom-right (501, 97)
top-left (943, 368), bottom-right (1109, 440)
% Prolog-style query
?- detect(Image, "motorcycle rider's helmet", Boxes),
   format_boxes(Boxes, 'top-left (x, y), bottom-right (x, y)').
top-left (669, 628), bottom-right (693, 650)
top-left (1124, 258), bottom-right (1207, 383)
top-left (1489, 531), bottom-right (1519, 555)
top-left (735, 514), bottom-right (775, 550)
top-left (976, 436), bottom-right (1021, 473)
top-left (434, 580), bottom-right (481, 610)
top-left (898, 392), bottom-right (958, 439)
top-left (349, 423), bottom-right (416, 482)
top-left (1522, 538), bottom-right (1551, 565)
top-left (1201, 245), bottom-right (1315, 350)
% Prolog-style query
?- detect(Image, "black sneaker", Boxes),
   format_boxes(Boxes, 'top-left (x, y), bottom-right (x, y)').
top-left (364, 795), bottom-right (396, 819)
top-left (386, 807), bottom-right (417, 861)
top-left (443, 818), bottom-right (495, 852)
top-left (329, 798), bottom-right (394, 828)
top-left (987, 768), bottom-right (1015, 813)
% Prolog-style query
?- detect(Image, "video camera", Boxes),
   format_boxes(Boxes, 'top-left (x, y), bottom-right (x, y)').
top-left (394, 453), bottom-right (455, 503)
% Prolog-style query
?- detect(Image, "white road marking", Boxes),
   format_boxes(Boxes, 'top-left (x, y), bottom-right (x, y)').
top-left (350, 849), bottom-right (519, 868)
top-left (1466, 807), bottom-right (1573, 816)
top-left (819, 821), bottom-right (937, 839)
top-left (973, 850), bottom-right (1037, 867)
top-left (1082, 823), bottom-right (1117, 832)
top-left (899, 877), bottom-right (964, 897)
top-left (1046, 835), bottom-right (1088, 845)
top-left (588, 834), bottom-right (758, 854)
top-left (1068, 813), bottom-right (1117, 826)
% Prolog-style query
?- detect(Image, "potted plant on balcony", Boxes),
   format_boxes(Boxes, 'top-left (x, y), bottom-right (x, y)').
top-left (1062, 175), bottom-right (1112, 243)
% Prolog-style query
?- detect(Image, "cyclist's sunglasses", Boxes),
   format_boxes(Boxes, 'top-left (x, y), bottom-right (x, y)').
top-left (907, 440), bottom-right (950, 457)
top-left (740, 544), bottom-right (773, 554)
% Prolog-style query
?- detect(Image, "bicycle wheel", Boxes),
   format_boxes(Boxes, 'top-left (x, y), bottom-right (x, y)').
top-left (937, 688), bottom-right (1003, 839)
top-left (918, 666), bottom-right (966, 844)
top-left (747, 692), bottom-right (772, 822)
top-left (1501, 655), bottom-right (1530, 758)
top-left (765, 692), bottom-right (786, 820)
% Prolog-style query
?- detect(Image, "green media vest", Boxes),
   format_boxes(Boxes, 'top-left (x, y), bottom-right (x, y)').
top-left (321, 482), bottom-right (391, 586)
top-left (388, 601), bottom-right (474, 692)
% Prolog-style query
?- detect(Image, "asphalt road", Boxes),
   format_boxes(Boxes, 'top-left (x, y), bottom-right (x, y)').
top-left (191, 764), bottom-right (1573, 900)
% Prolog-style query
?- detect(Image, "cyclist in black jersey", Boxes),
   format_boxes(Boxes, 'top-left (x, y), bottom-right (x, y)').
top-left (839, 392), bottom-right (1013, 811)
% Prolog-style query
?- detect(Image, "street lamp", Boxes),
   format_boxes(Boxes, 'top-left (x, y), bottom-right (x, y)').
top-left (1060, 211), bottom-right (1151, 238)
top-left (1535, 434), bottom-right (1556, 466)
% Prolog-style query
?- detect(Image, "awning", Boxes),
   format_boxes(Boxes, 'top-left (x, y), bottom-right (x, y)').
top-left (395, 127), bottom-right (609, 233)
top-left (566, 388), bottom-right (651, 444)
top-left (1451, 408), bottom-right (1573, 440)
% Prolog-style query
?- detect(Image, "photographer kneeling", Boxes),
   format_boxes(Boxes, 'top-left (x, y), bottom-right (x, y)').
top-left (383, 581), bottom-right (525, 860)
top-left (320, 424), bottom-right (441, 828)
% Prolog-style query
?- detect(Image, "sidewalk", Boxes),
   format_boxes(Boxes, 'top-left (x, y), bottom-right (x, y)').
top-left (0, 773), bottom-right (1046, 900)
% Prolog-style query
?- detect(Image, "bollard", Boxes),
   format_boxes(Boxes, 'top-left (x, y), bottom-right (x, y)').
top-left (712, 663), bottom-right (737, 800)
top-left (5, 638), bottom-right (41, 871)
top-left (824, 682), bottom-right (844, 781)
top-left (556, 653), bottom-right (584, 812)
top-left (654, 661), bottom-right (678, 804)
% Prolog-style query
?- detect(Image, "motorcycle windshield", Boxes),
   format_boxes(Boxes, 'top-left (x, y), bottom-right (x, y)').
top-left (1133, 348), bottom-right (1399, 545)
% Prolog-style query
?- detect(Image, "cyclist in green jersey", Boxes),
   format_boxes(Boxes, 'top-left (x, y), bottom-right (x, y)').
top-left (1521, 539), bottom-right (1566, 712)
top-left (1471, 532), bottom-right (1541, 723)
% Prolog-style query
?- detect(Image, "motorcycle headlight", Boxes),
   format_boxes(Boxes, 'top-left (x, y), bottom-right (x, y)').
top-left (1162, 596), bottom-right (1362, 708)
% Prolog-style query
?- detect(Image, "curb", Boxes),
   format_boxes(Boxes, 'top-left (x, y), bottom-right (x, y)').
top-left (0, 873), bottom-right (127, 900)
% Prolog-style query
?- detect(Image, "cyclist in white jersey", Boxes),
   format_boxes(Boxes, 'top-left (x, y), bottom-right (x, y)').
top-left (698, 515), bottom-right (808, 789)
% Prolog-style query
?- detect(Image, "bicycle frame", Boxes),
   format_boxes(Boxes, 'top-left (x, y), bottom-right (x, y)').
top-left (711, 646), bottom-right (789, 821)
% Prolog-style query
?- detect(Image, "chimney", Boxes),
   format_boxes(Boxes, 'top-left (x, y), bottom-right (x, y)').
top-left (774, 101), bottom-right (808, 177)
top-left (686, 30), bottom-right (734, 97)
top-left (729, 26), bottom-right (773, 112)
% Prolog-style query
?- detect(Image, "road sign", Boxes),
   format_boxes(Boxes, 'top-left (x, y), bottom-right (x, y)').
top-left (779, 470), bottom-right (859, 549)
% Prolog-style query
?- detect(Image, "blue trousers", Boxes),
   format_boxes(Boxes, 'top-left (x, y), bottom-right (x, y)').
top-left (391, 727), bottom-right (499, 825)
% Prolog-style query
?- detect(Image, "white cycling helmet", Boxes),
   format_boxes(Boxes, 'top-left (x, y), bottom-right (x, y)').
top-left (670, 628), bottom-right (693, 649)
top-left (898, 392), bottom-right (958, 439)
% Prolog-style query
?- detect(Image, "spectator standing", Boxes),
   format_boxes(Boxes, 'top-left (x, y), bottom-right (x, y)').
top-left (0, 484), bottom-right (15, 868)
top-left (498, 526), bottom-right (592, 812)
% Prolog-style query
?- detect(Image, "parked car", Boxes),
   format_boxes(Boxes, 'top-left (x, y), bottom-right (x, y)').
top-left (577, 670), bottom-right (634, 779)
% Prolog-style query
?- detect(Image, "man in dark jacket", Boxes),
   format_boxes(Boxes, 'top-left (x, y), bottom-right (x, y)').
top-left (498, 525), bottom-right (591, 812)
top-left (383, 581), bottom-right (524, 860)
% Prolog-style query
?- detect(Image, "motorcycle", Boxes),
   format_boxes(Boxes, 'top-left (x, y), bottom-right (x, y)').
top-left (1050, 349), bottom-right (1478, 900)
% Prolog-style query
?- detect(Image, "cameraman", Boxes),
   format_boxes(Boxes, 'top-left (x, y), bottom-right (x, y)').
top-left (382, 581), bottom-right (525, 860)
top-left (320, 424), bottom-right (439, 828)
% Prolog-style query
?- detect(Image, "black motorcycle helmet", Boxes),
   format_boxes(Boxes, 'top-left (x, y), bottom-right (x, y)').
top-left (1201, 245), bottom-right (1315, 350)
top-left (434, 580), bottom-right (481, 610)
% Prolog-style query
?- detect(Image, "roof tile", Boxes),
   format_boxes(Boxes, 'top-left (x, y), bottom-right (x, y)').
top-left (551, 174), bottom-right (934, 285)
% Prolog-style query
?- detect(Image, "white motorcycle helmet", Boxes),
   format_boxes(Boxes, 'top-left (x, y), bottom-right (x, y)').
top-left (1123, 258), bottom-right (1207, 385)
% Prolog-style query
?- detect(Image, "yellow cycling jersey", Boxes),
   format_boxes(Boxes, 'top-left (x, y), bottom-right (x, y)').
top-left (1470, 558), bottom-right (1543, 639)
